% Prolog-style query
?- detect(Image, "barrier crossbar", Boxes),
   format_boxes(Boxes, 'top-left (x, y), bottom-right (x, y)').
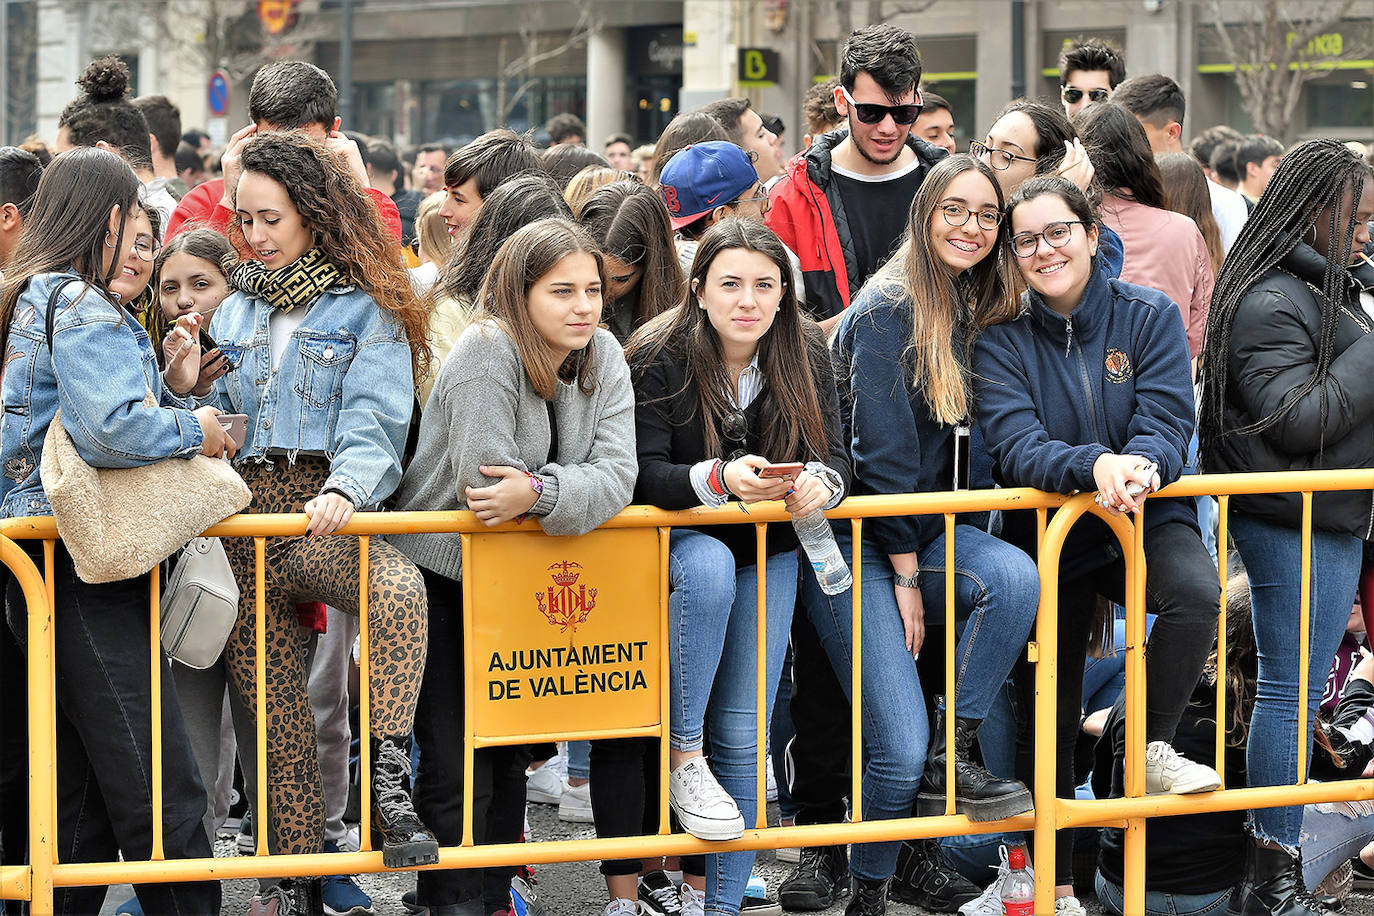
top-left (2, 469), bottom-right (1374, 916)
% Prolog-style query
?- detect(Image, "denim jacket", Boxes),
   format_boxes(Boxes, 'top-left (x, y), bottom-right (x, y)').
top-left (0, 273), bottom-right (205, 519)
top-left (206, 285), bottom-right (414, 508)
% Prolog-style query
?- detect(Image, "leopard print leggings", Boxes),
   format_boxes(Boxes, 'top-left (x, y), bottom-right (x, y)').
top-left (222, 456), bottom-right (427, 855)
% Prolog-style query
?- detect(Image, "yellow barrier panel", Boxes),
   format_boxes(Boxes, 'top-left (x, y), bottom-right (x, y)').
top-left (4, 470), bottom-right (1374, 916)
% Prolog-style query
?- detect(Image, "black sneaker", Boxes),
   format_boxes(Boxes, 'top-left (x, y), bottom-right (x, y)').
top-left (742, 876), bottom-right (781, 916)
top-left (887, 839), bottom-right (980, 913)
top-left (638, 870), bottom-right (684, 916)
top-left (779, 845), bottom-right (850, 911)
top-left (844, 877), bottom-right (888, 916)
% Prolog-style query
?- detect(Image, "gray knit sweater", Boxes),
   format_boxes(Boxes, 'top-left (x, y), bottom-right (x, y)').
top-left (388, 321), bottom-right (637, 580)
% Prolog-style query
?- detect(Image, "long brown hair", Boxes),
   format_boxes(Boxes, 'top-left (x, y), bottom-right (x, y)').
top-left (576, 180), bottom-right (684, 337)
top-left (472, 218), bottom-right (604, 400)
top-left (230, 132), bottom-right (431, 383)
top-left (625, 217), bottom-right (829, 462)
top-left (873, 154), bottom-right (1017, 426)
top-left (1156, 152), bottom-right (1224, 275)
top-left (0, 147), bottom-right (140, 369)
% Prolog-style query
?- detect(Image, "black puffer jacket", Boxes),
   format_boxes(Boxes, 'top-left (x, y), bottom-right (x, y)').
top-left (1206, 244), bottom-right (1374, 536)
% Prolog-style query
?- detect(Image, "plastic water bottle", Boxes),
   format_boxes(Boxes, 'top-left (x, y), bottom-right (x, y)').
top-left (792, 509), bottom-right (852, 595)
top-left (999, 843), bottom-right (1035, 916)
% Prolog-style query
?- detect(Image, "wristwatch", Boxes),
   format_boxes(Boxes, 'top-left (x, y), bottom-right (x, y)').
top-left (893, 571), bottom-right (921, 589)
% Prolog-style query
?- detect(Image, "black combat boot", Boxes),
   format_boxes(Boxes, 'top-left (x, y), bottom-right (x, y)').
top-left (916, 701), bottom-right (1033, 821)
top-left (1228, 838), bottom-right (1333, 915)
top-left (371, 734), bottom-right (440, 868)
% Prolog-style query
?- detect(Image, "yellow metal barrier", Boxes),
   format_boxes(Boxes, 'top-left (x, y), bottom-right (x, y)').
top-left (3, 470), bottom-right (1374, 916)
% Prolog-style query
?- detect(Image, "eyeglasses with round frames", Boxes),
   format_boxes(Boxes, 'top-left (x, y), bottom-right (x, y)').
top-left (1061, 87), bottom-right (1111, 105)
top-left (938, 202), bottom-right (1003, 231)
top-left (1010, 220), bottom-right (1089, 259)
top-left (839, 86), bottom-right (923, 126)
top-left (970, 139), bottom-right (1037, 172)
top-left (133, 234), bottom-right (161, 263)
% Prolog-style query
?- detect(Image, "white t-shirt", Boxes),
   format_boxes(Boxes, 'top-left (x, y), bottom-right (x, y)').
top-left (1207, 179), bottom-right (1248, 254)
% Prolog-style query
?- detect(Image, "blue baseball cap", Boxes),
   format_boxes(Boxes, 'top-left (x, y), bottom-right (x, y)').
top-left (659, 141), bottom-right (760, 231)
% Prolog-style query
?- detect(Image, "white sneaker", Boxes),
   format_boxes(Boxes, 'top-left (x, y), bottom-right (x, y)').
top-left (604, 898), bottom-right (643, 916)
top-left (766, 758), bottom-right (778, 803)
top-left (774, 816), bottom-right (800, 864)
top-left (668, 757), bottom-right (744, 840)
top-left (1054, 895), bottom-right (1087, 915)
top-left (558, 780), bottom-right (594, 823)
top-left (959, 844), bottom-right (1033, 916)
top-left (1144, 740), bottom-right (1222, 795)
top-left (679, 883), bottom-right (706, 916)
top-left (526, 762), bottom-right (565, 804)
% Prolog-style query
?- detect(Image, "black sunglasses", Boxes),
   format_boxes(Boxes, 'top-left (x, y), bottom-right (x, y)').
top-left (722, 410), bottom-right (749, 461)
top-left (840, 87), bottom-right (922, 126)
top-left (1061, 87), bottom-right (1110, 105)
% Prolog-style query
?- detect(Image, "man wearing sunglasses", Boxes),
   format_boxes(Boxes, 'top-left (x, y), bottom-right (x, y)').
top-left (767, 23), bottom-right (947, 333)
top-left (1057, 39), bottom-right (1125, 120)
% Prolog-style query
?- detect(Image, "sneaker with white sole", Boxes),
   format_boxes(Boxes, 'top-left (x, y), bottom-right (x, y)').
top-left (1054, 895), bottom-right (1087, 915)
top-left (638, 871), bottom-right (683, 916)
top-left (766, 759), bottom-right (778, 803)
top-left (668, 757), bottom-right (744, 840)
top-left (525, 762), bottom-right (565, 804)
top-left (959, 844), bottom-right (1030, 916)
top-left (679, 884), bottom-right (706, 916)
top-left (743, 875), bottom-right (782, 916)
top-left (774, 816), bottom-right (800, 864)
top-left (604, 897), bottom-right (643, 916)
top-left (558, 780), bottom-right (594, 823)
top-left (1144, 740), bottom-right (1222, 795)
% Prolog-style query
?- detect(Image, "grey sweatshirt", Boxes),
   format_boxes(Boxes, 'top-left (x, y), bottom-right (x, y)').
top-left (389, 320), bottom-right (637, 580)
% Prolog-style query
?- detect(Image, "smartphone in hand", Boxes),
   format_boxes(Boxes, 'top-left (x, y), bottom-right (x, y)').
top-left (758, 462), bottom-right (805, 479)
top-left (216, 413), bottom-right (249, 450)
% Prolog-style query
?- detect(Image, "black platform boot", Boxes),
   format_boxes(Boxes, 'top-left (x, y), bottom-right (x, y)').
top-left (371, 734), bottom-right (440, 868)
top-left (1228, 838), bottom-right (1333, 915)
top-left (916, 701), bottom-right (1033, 821)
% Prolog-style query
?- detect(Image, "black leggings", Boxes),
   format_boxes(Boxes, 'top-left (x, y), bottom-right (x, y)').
top-left (590, 738), bottom-right (705, 877)
top-left (1013, 520), bottom-right (1218, 885)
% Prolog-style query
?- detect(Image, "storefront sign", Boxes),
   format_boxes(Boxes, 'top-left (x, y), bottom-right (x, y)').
top-left (467, 527), bottom-right (660, 740)
top-left (739, 47), bottom-right (781, 87)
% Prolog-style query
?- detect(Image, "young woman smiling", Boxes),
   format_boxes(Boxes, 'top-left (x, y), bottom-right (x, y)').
top-left (973, 176), bottom-right (1222, 915)
top-left (390, 218), bottom-right (637, 916)
top-left (625, 217), bottom-right (848, 916)
top-left (818, 155), bottom-right (1037, 916)
top-left (201, 132), bottom-right (437, 905)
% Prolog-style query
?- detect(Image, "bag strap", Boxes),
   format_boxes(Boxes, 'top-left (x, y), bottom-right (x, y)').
top-left (43, 276), bottom-right (83, 362)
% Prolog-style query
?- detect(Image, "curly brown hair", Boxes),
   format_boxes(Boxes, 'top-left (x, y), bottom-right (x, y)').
top-left (230, 132), bottom-right (430, 382)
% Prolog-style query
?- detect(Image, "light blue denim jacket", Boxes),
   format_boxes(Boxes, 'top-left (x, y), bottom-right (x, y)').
top-left (206, 284), bottom-right (414, 508)
top-left (0, 273), bottom-right (205, 519)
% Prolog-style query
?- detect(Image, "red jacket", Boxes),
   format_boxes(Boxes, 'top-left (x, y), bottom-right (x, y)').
top-left (166, 178), bottom-right (403, 244)
top-left (767, 130), bottom-right (947, 321)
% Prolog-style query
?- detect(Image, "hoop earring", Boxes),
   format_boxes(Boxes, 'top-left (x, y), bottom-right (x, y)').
top-left (103, 232), bottom-right (117, 250)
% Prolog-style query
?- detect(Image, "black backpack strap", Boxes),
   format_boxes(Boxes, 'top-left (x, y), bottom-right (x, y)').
top-left (43, 276), bottom-right (83, 357)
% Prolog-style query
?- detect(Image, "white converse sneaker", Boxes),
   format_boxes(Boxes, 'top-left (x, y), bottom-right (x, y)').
top-left (525, 762), bottom-right (565, 804)
top-left (558, 780), bottom-right (594, 823)
top-left (668, 756), bottom-right (745, 840)
top-left (679, 883), bottom-right (706, 916)
top-left (1054, 895), bottom-right (1087, 915)
top-left (604, 898), bottom-right (643, 916)
top-left (1144, 740), bottom-right (1222, 795)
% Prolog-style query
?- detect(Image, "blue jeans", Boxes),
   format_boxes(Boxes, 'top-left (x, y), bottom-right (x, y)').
top-left (567, 740), bottom-right (591, 782)
top-left (1300, 802), bottom-right (1374, 891)
top-left (1095, 869), bottom-right (1233, 916)
top-left (668, 529), bottom-right (798, 916)
top-left (797, 525), bottom-right (1039, 881)
top-left (1229, 510), bottom-right (1362, 846)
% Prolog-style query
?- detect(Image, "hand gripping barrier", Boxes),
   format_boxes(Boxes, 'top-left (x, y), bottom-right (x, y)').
top-left (2, 469), bottom-right (1373, 915)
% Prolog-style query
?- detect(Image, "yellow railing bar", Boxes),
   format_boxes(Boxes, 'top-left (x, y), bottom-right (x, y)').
top-left (1297, 493), bottom-right (1313, 783)
top-left (358, 535), bottom-right (373, 851)
top-left (6, 535), bottom-right (51, 914)
top-left (850, 518), bottom-right (863, 823)
top-left (460, 532), bottom-right (474, 848)
top-left (472, 725), bottom-right (663, 748)
top-left (658, 526), bottom-right (671, 836)
top-left (149, 567), bottom-right (164, 862)
top-left (254, 537), bottom-right (268, 858)
top-left (1216, 495), bottom-right (1229, 785)
top-left (754, 522), bottom-right (767, 830)
top-left (943, 512), bottom-right (955, 816)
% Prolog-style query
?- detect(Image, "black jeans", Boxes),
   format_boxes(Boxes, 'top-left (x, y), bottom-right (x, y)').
top-left (413, 567), bottom-right (529, 910)
top-left (588, 738), bottom-right (706, 877)
top-left (1012, 520), bottom-right (1218, 885)
top-left (5, 543), bottom-right (217, 915)
top-left (783, 608), bottom-right (851, 827)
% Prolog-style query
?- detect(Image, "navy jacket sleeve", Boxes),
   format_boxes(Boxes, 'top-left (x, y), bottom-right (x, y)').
top-left (631, 353), bottom-right (700, 510)
top-left (973, 324), bottom-right (1110, 493)
top-left (1119, 295), bottom-right (1196, 484)
top-left (835, 297), bottom-right (937, 552)
top-left (808, 334), bottom-right (852, 498)
top-left (1098, 224), bottom-right (1124, 280)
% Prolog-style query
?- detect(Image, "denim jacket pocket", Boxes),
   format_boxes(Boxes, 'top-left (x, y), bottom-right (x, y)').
top-left (293, 334), bottom-right (355, 409)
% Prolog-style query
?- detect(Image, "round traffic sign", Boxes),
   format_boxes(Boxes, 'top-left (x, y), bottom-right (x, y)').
top-left (208, 71), bottom-right (229, 117)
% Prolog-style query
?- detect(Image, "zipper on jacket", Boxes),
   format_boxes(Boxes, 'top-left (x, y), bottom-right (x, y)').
top-left (1064, 316), bottom-right (1073, 359)
top-left (1064, 316), bottom-right (1105, 444)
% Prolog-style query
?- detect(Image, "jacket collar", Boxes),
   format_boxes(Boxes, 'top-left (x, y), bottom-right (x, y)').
top-left (800, 127), bottom-right (948, 190)
top-left (1279, 241), bottom-right (1373, 297)
top-left (1026, 257), bottom-right (1113, 344)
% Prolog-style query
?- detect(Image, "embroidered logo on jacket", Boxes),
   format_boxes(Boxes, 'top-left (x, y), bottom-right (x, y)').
top-left (1104, 348), bottom-right (1132, 383)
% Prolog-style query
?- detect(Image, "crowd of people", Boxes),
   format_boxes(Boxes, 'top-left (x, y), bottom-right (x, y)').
top-left (0, 25), bottom-right (1372, 916)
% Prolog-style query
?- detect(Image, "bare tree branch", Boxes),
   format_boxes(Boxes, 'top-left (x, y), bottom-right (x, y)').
top-left (495, 0), bottom-right (598, 125)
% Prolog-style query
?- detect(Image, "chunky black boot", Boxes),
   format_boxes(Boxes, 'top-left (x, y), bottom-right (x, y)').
top-left (1228, 838), bottom-right (1333, 915)
top-left (887, 839), bottom-right (980, 912)
top-left (843, 877), bottom-right (889, 916)
top-left (372, 735), bottom-right (440, 868)
top-left (248, 877), bottom-right (324, 916)
top-left (916, 701), bottom-right (1033, 821)
top-left (779, 844), bottom-right (851, 911)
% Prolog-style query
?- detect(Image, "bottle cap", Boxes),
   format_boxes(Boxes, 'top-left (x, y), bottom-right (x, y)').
top-left (1008, 846), bottom-right (1026, 870)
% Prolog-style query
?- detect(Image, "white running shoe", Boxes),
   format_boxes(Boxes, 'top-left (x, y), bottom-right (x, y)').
top-left (668, 757), bottom-right (745, 840)
top-left (959, 844), bottom-right (1034, 916)
top-left (1054, 895), bottom-right (1087, 915)
top-left (525, 762), bottom-right (565, 805)
top-left (558, 780), bottom-right (594, 823)
top-left (679, 884), bottom-right (706, 916)
top-left (1144, 741), bottom-right (1222, 795)
top-left (603, 898), bottom-right (643, 916)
